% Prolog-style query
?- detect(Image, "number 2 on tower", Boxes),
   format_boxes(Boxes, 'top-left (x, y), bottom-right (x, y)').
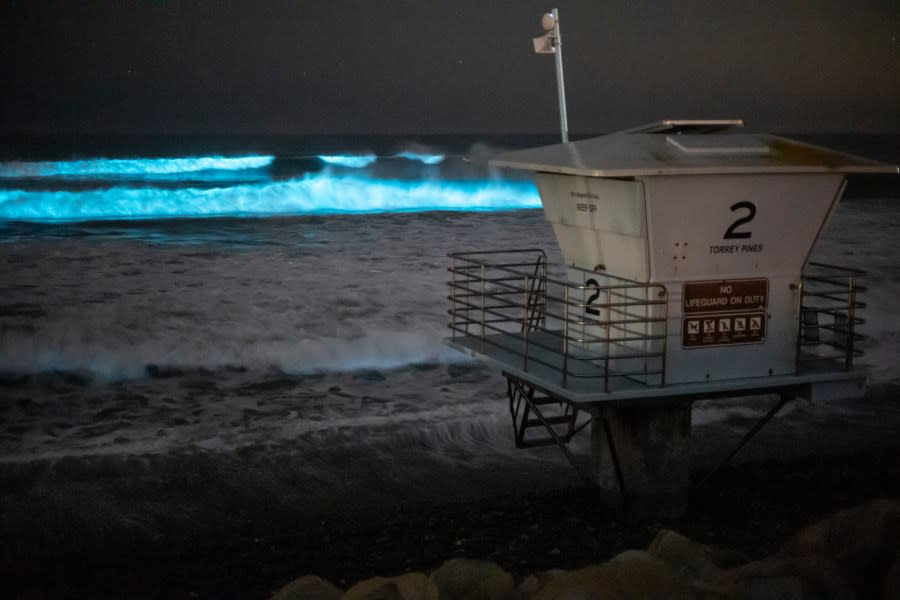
top-left (724, 201), bottom-right (756, 239)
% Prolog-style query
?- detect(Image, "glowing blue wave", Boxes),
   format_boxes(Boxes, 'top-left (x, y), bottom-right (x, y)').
top-left (0, 156), bottom-right (275, 178)
top-left (0, 175), bottom-right (541, 221)
top-left (394, 152), bottom-right (445, 165)
top-left (318, 152), bottom-right (446, 168)
top-left (318, 154), bottom-right (377, 168)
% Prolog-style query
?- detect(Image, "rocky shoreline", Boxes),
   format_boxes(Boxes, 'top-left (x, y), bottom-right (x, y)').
top-left (3, 445), bottom-right (899, 598)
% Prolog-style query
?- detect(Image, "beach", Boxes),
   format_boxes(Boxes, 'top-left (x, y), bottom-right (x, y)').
top-left (1, 145), bottom-right (898, 598)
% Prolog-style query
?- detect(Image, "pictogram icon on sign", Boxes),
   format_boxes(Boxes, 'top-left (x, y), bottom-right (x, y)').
top-left (682, 312), bottom-right (765, 348)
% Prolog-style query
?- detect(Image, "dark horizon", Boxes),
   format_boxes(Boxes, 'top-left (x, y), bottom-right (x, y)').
top-left (2, 131), bottom-right (898, 165)
top-left (2, 1), bottom-right (898, 136)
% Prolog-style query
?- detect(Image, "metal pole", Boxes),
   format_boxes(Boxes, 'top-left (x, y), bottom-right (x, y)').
top-left (481, 264), bottom-right (486, 352)
top-left (660, 287), bottom-right (668, 386)
top-left (563, 286), bottom-right (569, 388)
top-left (523, 275), bottom-right (530, 372)
top-left (604, 287), bottom-right (611, 392)
top-left (552, 8), bottom-right (569, 143)
top-left (847, 275), bottom-right (856, 369)
top-left (450, 256), bottom-right (457, 339)
top-left (793, 281), bottom-right (803, 374)
top-left (695, 393), bottom-right (791, 489)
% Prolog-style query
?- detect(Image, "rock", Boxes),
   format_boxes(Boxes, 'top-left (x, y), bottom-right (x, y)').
top-left (526, 550), bottom-right (696, 600)
top-left (428, 558), bottom-right (514, 600)
top-left (517, 569), bottom-right (566, 598)
top-left (346, 581), bottom-right (405, 600)
top-left (781, 498), bottom-right (900, 560)
top-left (714, 555), bottom-right (855, 600)
top-left (779, 498), bottom-right (900, 598)
top-left (342, 573), bottom-right (438, 600)
top-left (271, 575), bottom-right (342, 600)
top-left (648, 529), bottom-right (749, 583)
top-left (884, 553), bottom-right (900, 600)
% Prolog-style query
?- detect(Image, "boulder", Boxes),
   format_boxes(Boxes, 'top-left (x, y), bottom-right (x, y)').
top-left (428, 558), bottom-right (515, 600)
top-left (342, 572), bottom-right (438, 600)
top-left (883, 553), bottom-right (900, 600)
top-left (779, 498), bottom-right (900, 598)
top-left (648, 529), bottom-right (749, 582)
top-left (526, 550), bottom-right (697, 600)
top-left (780, 498), bottom-right (900, 561)
top-left (271, 574), bottom-right (343, 600)
top-left (714, 555), bottom-right (855, 600)
top-left (517, 569), bottom-right (567, 598)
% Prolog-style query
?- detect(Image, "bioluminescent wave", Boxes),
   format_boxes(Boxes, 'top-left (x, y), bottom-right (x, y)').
top-left (318, 154), bottom-right (378, 168)
top-left (394, 152), bottom-right (445, 165)
top-left (0, 175), bottom-right (541, 221)
top-left (0, 156), bottom-right (275, 178)
top-left (318, 152), bottom-right (446, 167)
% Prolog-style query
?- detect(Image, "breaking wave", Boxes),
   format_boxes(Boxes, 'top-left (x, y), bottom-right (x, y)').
top-left (0, 155), bottom-right (275, 178)
top-left (0, 327), bottom-right (465, 381)
top-left (317, 152), bottom-right (445, 168)
top-left (393, 151), bottom-right (445, 165)
top-left (0, 175), bottom-right (540, 222)
top-left (318, 154), bottom-right (378, 168)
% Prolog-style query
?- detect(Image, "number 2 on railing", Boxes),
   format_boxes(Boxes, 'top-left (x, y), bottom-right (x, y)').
top-left (585, 278), bottom-right (601, 315)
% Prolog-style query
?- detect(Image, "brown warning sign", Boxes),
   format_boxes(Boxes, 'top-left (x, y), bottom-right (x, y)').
top-left (683, 279), bottom-right (768, 314)
top-left (683, 312), bottom-right (767, 348)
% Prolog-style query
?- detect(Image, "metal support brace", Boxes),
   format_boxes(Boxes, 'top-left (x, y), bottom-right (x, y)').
top-left (695, 392), bottom-right (793, 489)
top-left (508, 378), bottom-right (592, 486)
top-left (596, 414), bottom-right (628, 508)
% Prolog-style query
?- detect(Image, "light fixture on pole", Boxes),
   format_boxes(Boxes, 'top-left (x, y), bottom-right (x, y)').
top-left (532, 8), bottom-right (569, 143)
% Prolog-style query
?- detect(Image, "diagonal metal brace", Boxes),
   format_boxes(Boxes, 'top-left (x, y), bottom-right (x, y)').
top-left (511, 378), bottom-right (593, 487)
top-left (596, 413), bottom-right (628, 508)
top-left (695, 392), bottom-right (793, 489)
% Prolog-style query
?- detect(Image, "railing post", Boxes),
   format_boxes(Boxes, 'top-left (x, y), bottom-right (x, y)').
top-left (523, 275), bottom-right (529, 372)
top-left (660, 286), bottom-right (668, 387)
top-left (481, 264), bottom-right (486, 352)
top-left (846, 275), bottom-right (856, 369)
top-left (540, 258), bottom-right (547, 330)
top-left (563, 286), bottom-right (569, 388)
top-left (450, 255), bottom-right (457, 339)
top-left (604, 287), bottom-right (611, 392)
top-left (793, 280), bottom-right (803, 374)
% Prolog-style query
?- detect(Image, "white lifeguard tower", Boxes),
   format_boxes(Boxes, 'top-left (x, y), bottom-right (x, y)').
top-left (447, 120), bottom-right (898, 515)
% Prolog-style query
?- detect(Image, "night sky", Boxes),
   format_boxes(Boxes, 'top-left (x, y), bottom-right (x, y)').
top-left (1, 0), bottom-right (898, 135)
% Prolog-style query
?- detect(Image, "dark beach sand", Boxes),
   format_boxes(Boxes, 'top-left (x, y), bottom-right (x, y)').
top-left (3, 444), bottom-right (898, 599)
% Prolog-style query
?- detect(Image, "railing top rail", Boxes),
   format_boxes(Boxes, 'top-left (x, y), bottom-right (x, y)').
top-left (449, 251), bottom-right (667, 295)
top-left (805, 262), bottom-right (867, 277)
top-left (449, 248), bottom-right (547, 259)
top-left (451, 277), bottom-right (668, 299)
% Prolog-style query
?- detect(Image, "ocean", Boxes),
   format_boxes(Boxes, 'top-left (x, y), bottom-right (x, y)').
top-left (0, 133), bottom-right (898, 554)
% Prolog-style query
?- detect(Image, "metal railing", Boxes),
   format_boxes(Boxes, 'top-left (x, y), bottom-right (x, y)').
top-left (798, 262), bottom-right (866, 370)
top-left (448, 249), bottom-right (668, 391)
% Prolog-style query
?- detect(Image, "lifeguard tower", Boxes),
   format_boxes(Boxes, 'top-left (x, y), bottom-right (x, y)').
top-left (447, 120), bottom-right (898, 515)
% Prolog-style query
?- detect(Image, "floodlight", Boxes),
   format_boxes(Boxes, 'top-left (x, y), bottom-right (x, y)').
top-left (541, 12), bottom-right (555, 31)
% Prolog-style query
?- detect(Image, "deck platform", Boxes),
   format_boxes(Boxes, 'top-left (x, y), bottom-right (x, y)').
top-left (447, 330), bottom-right (865, 410)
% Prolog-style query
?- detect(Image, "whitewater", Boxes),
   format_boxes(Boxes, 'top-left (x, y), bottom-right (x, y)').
top-left (0, 143), bottom-right (898, 527)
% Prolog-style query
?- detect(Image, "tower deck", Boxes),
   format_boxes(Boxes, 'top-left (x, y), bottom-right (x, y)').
top-left (448, 331), bottom-right (863, 410)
